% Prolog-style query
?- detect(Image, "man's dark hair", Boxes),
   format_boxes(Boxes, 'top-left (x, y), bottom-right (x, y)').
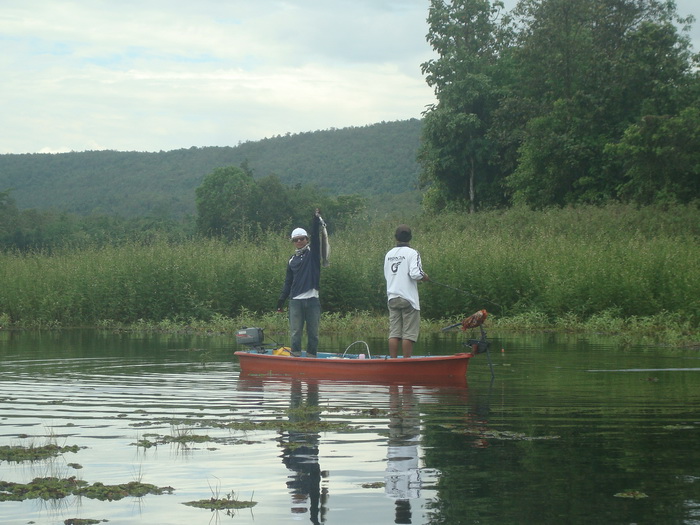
top-left (395, 225), bottom-right (412, 243)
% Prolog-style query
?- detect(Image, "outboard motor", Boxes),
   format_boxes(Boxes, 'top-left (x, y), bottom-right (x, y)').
top-left (466, 324), bottom-right (490, 355)
top-left (235, 327), bottom-right (266, 352)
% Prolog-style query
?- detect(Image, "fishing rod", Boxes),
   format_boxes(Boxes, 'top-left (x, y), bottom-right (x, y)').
top-left (428, 279), bottom-right (503, 310)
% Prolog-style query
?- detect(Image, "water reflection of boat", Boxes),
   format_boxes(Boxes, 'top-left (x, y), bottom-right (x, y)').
top-left (234, 324), bottom-right (492, 387)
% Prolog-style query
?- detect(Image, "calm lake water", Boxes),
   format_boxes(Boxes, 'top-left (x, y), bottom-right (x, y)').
top-left (0, 329), bottom-right (699, 525)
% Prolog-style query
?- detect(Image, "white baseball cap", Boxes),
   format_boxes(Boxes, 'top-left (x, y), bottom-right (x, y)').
top-left (290, 227), bottom-right (308, 239)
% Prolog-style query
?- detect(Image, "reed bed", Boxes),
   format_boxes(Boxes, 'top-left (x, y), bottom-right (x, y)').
top-left (0, 204), bottom-right (697, 341)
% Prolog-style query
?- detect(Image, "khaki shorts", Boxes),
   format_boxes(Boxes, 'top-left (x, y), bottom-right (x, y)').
top-left (388, 297), bottom-right (420, 342)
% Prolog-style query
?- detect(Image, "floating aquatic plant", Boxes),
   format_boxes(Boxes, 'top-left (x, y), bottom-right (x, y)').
top-left (132, 429), bottom-right (213, 449)
top-left (183, 490), bottom-right (257, 512)
top-left (478, 430), bottom-right (561, 441)
top-left (75, 481), bottom-right (174, 501)
top-left (0, 477), bottom-right (173, 502)
top-left (440, 425), bottom-right (560, 441)
top-left (614, 490), bottom-right (649, 499)
top-left (0, 444), bottom-right (82, 463)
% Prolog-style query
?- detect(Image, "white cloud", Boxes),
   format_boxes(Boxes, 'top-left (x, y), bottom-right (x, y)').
top-left (0, 0), bottom-right (436, 153)
top-left (1, 0), bottom-right (698, 154)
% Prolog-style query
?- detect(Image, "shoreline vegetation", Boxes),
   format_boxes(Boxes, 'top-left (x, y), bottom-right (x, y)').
top-left (107, 309), bottom-right (698, 349)
top-left (1, 204), bottom-right (698, 348)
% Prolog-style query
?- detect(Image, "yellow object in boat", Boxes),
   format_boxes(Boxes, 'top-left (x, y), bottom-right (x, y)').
top-left (273, 347), bottom-right (292, 356)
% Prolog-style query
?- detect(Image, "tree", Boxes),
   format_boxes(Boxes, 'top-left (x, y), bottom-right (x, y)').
top-left (505, 97), bottom-right (609, 207)
top-left (195, 166), bottom-right (257, 239)
top-left (195, 165), bottom-right (367, 240)
top-left (0, 190), bottom-right (19, 244)
top-left (502, 0), bottom-right (699, 207)
top-left (608, 107), bottom-right (700, 205)
top-left (419, 0), bottom-right (507, 213)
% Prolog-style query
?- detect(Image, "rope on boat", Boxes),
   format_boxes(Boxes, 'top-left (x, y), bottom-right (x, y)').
top-left (342, 340), bottom-right (372, 359)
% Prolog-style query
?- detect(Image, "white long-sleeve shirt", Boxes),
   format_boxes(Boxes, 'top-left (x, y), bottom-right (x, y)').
top-left (384, 245), bottom-right (425, 310)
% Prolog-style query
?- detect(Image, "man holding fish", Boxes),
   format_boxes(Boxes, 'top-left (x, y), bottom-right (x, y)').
top-left (276, 208), bottom-right (330, 357)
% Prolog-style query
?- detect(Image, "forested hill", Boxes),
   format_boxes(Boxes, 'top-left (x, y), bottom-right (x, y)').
top-left (0, 119), bottom-right (422, 217)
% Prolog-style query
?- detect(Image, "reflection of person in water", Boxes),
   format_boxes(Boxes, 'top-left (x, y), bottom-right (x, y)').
top-left (385, 384), bottom-right (421, 524)
top-left (279, 380), bottom-right (327, 524)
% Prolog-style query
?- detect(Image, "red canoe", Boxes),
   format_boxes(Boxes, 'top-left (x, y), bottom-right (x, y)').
top-left (234, 349), bottom-right (473, 386)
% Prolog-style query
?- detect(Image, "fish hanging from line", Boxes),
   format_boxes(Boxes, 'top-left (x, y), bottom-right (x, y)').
top-left (319, 215), bottom-right (331, 267)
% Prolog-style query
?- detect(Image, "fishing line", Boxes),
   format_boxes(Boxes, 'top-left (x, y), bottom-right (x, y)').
top-left (428, 279), bottom-right (503, 309)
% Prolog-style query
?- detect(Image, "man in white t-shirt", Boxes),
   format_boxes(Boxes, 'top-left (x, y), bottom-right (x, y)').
top-left (383, 225), bottom-right (429, 358)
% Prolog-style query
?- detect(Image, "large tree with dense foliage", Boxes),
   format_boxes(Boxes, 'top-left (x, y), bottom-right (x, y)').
top-left (607, 106), bottom-right (700, 204)
top-left (421, 0), bottom-right (700, 210)
top-left (195, 166), bottom-right (259, 239)
top-left (504, 0), bottom-right (699, 207)
top-left (195, 165), bottom-right (366, 240)
top-left (419, 0), bottom-right (507, 213)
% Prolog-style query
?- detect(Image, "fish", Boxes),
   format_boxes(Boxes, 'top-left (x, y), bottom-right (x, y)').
top-left (319, 216), bottom-right (330, 267)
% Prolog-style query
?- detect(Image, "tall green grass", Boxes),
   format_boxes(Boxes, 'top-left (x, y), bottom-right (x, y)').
top-left (417, 204), bottom-right (699, 322)
top-left (1, 204), bottom-right (697, 333)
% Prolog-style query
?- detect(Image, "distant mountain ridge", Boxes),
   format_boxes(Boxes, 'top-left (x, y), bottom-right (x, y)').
top-left (0, 119), bottom-right (422, 217)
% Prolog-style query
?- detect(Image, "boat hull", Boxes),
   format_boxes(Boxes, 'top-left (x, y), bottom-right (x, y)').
top-left (235, 350), bottom-right (472, 386)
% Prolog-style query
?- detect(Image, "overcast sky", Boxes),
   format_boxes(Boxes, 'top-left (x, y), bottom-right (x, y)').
top-left (2, 0), bottom-right (699, 154)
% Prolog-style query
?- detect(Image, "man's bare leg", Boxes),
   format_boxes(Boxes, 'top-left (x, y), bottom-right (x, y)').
top-left (401, 339), bottom-right (414, 358)
top-left (389, 337), bottom-right (401, 358)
